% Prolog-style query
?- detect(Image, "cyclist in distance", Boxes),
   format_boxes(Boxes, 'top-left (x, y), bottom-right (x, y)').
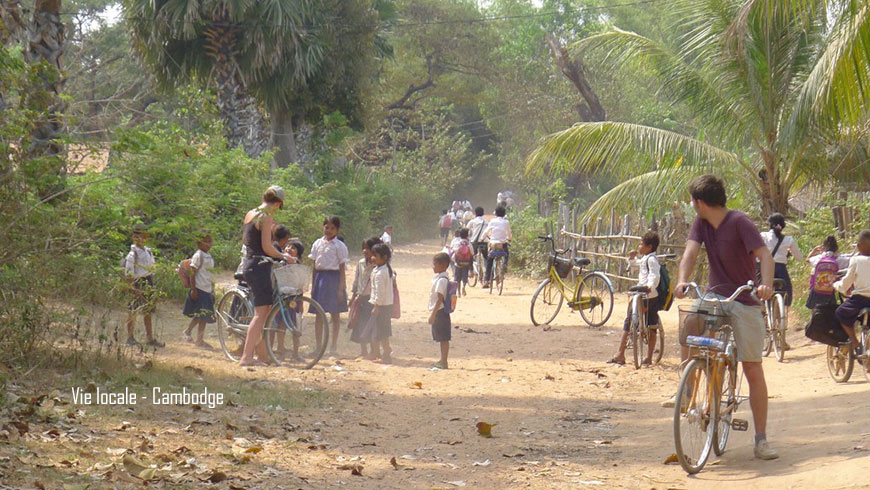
top-left (671, 175), bottom-right (779, 461)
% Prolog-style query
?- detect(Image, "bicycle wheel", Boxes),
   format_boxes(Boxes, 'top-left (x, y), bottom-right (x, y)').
top-left (476, 254), bottom-right (485, 287)
top-left (630, 316), bottom-right (641, 370)
top-left (653, 326), bottom-right (664, 364)
top-left (826, 344), bottom-right (854, 383)
top-left (762, 322), bottom-right (772, 357)
top-left (772, 297), bottom-right (785, 362)
top-left (530, 279), bottom-right (564, 326)
top-left (713, 364), bottom-right (736, 456)
top-left (674, 358), bottom-right (717, 475)
top-left (216, 289), bottom-right (253, 362)
top-left (497, 257), bottom-right (505, 296)
top-left (263, 296), bottom-right (328, 369)
top-left (577, 272), bottom-right (614, 327)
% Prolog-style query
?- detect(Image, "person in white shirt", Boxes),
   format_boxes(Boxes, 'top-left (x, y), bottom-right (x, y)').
top-left (482, 205), bottom-right (512, 287)
top-left (834, 230), bottom-right (870, 356)
top-left (123, 224), bottom-right (163, 348)
top-left (309, 216), bottom-right (350, 355)
top-left (381, 225), bottom-right (393, 249)
top-left (608, 232), bottom-right (662, 365)
top-left (428, 252), bottom-right (452, 369)
top-left (367, 243), bottom-right (395, 363)
top-left (183, 233), bottom-right (216, 349)
top-left (466, 206), bottom-right (488, 260)
top-left (761, 213), bottom-right (802, 307)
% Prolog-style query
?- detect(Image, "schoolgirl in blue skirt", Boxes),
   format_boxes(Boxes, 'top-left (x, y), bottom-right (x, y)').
top-left (309, 216), bottom-right (349, 355)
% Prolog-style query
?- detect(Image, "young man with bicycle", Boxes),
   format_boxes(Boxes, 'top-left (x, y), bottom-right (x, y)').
top-left (671, 174), bottom-right (779, 461)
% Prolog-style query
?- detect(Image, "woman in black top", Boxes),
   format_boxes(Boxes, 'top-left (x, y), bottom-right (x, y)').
top-left (239, 186), bottom-right (294, 367)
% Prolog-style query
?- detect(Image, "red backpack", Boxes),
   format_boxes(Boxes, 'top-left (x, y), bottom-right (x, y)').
top-left (455, 240), bottom-right (473, 266)
top-left (810, 254), bottom-right (839, 296)
top-left (439, 214), bottom-right (453, 229)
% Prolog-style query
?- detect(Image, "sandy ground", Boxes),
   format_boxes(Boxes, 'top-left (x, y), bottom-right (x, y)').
top-left (4, 239), bottom-right (870, 489)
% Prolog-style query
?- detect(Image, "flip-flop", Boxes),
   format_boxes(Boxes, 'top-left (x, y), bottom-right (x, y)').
top-left (606, 358), bottom-right (626, 365)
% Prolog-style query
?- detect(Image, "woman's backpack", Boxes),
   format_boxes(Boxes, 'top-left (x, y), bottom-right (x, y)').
top-left (810, 254), bottom-right (839, 297)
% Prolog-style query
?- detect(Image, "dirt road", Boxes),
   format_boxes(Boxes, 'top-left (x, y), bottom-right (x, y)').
top-left (6, 240), bottom-right (870, 488)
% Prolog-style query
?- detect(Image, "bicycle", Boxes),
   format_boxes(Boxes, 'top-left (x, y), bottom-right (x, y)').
top-left (826, 306), bottom-right (870, 383)
top-left (626, 287), bottom-right (665, 369)
top-left (673, 281), bottom-right (756, 475)
top-left (488, 242), bottom-right (508, 295)
top-left (761, 278), bottom-right (788, 362)
top-left (215, 258), bottom-right (328, 369)
top-left (529, 235), bottom-right (614, 328)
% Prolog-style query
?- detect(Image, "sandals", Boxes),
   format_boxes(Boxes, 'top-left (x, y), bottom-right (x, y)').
top-left (606, 357), bottom-right (626, 365)
top-left (432, 362), bottom-right (447, 370)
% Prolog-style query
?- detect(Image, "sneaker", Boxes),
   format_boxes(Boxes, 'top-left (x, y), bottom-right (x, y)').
top-left (754, 440), bottom-right (779, 460)
top-left (182, 333), bottom-right (193, 343)
top-left (146, 339), bottom-right (165, 348)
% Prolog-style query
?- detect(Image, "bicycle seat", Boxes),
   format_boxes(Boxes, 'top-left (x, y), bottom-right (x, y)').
top-left (628, 285), bottom-right (649, 293)
top-left (574, 257), bottom-right (591, 267)
top-left (773, 278), bottom-right (786, 291)
top-left (234, 271), bottom-right (245, 281)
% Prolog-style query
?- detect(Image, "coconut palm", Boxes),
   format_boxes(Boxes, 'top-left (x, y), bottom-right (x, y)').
top-left (124, 0), bottom-right (323, 158)
top-left (527, 0), bottom-right (870, 217)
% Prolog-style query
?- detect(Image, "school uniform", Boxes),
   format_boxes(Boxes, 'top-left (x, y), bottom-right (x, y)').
top-left (124, 244), bottom-right (156, 313)
top-left (349, 259), bottom-right (376, 344)
top-left (761, 231), bottom-right (802, 306)
top-left (366, 264), bottom-right (394, 341)
top-left (622, 254), bottom-right (661, 331)
top-left (429, 272), bottom-right (451, 342)
top-left (835, 255), bottom-right (870, 328)
top-left (183, 249), bottom-right (216, 323)
top-left (308, 236), bottom-right (350, 315)
top-left (484, 217), bottom-right (511, 282)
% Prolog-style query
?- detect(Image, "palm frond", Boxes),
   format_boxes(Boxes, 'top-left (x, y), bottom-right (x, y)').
top-left (525, 121), bottom-right (746, 181)
top-left (579, 168), bottom-right (701, 224)
top-left (789, 3), bottom-right (870, 130)
top-left (571, 29), bottom-right (750, 141)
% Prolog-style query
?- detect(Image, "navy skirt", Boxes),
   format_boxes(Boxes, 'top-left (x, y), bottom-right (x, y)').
top-left (310, 269), bottom-right (348, 315)
top-left (355, 306), bottom-right (392, 342)
top-left (349, 296), bottom-right (374, 344)
top-left (774, 263), bottom-right (793, 307)
top-left (183, 289), bottom-right (216, 323)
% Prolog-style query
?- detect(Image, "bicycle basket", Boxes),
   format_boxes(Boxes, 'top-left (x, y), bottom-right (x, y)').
top-left (548, 255), bottom-right (573, 279)
top-left (272, 264), bottom-right (311, 294)
top-left (678, 304), bottom-right (729, 346)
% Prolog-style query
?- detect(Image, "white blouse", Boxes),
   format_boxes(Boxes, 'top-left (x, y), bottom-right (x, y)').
top-left (761, 231), bottom-right (803, 264)
top-left (369, 264), bottom-right (394, 306)
top-left (309, 236), bottom-right (349, 271)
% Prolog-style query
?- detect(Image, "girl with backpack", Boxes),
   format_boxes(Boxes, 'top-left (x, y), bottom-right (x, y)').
top-left (366, 243), bottom-right (395, 363)
top-left (453, 228), bottom-right (473, 296)
top-left (805, 236), bottom-right (850, 309)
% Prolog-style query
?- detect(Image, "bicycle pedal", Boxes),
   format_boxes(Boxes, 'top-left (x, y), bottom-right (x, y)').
top-left (731, 419), bottom-right (749, 431)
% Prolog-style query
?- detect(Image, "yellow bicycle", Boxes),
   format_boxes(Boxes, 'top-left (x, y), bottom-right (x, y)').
top-left (529, 235), bottom-right (614, 327)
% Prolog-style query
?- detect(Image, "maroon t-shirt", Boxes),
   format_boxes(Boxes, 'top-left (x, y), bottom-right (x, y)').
top-left (688, 210), bottom-right (764, 305)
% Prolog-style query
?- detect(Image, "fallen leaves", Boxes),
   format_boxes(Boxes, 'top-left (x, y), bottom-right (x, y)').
top-left (663, 453), bottom-right (679, 465)
top-left (410, 381), bottom-right (423, 389)
top-left (476, 421), bottom-right (496, 438)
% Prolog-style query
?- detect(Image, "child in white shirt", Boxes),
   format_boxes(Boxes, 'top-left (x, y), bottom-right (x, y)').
top-left (367, 243), bottom-right (395, 363)
top-left (428, 252), bottom-right (452, 369)
top-left (608, 232), bottom-right (662, 366)
top-left (309, 216), bottom-right (350, 355)
top-left (123, 224), bottom-right (163, 348)
top-left (183, 233), bottom-right (216, 349)
top-left (834, 230), bottom-right (870, 356)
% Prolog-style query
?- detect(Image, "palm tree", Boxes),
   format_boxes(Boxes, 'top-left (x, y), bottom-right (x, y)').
top-left (124, 0), bottom-right (322, 159)
top-left (527, 0), bottom-right (870, 218)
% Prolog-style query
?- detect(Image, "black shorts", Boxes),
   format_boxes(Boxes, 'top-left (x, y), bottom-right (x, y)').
top-left (128, 276), bottom-right (156, 313)
top-left (432, 309), bottom-right (451, 342)
top-left (243, 258), bottom-right (273, 307)
top-left (623, 296), bottom-right (661, 332)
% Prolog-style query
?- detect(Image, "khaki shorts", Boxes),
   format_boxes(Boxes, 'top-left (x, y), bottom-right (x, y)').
top-left (693, 294), bottom-right (765, 362)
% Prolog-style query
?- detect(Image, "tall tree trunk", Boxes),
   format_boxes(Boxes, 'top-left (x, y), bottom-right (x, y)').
top-left (204, 12), bottom-right (269, 158)
top-left (0, 0), bottom-right (26, 45)
top-left (271, 111), bottom-right (298, 169)
top-left (546, 34), bottom-right (606, 122)
top-left (23, 0), bottom-right (66, 198)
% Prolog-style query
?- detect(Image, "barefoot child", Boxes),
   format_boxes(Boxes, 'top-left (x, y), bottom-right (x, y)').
top-left (350, 237), bottom-right (381, 358)
top-left (309, 216), bottom-right (349, 356)
top-left (608, 231), bottom-right (661, 366)
top-left (183, 232), bottom-right (216, 349)
top-left (123, 224), bottom-right (163, 347)
top-left (428, 252), bottom-right (452, 369)
top-left (452, 228), bottom-right (473, 296)
top-left (834, 230), bottom-right (870, 357)
top-left (368, 243), bottom-right (394, 363)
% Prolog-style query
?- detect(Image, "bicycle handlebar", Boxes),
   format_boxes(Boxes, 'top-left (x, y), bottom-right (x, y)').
top-left (682, 281), bottom-right (759, 304)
